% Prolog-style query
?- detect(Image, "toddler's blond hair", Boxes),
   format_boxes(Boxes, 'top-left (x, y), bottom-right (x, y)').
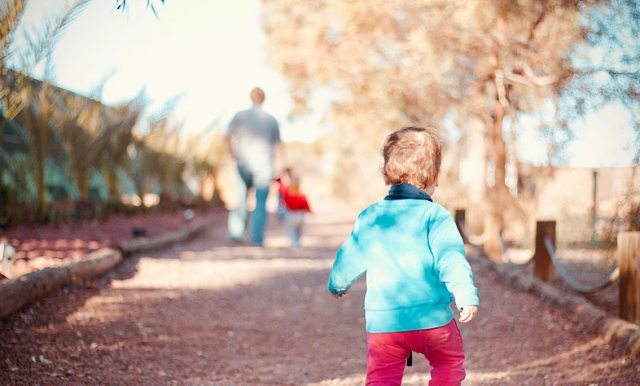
top-left (381, 126), bottom-right (442, 190)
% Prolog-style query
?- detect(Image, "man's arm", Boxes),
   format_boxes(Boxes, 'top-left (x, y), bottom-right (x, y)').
top-left (226, 135), bottom-right (235, 158)
top-left (273, 142), bottom-right (286, 176)
top-left (226, 112), bottom-right (240, 160)
top-left (272, 117), bottom-right (286, 175)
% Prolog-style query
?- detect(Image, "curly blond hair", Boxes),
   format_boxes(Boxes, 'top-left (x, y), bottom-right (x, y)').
top-left (381, 126), bottom-right (442, 190)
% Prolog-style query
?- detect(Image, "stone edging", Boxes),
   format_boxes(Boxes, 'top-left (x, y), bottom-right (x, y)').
top-left (469, 249), bottom-right (640, 358)
top-left (0, 218), bottom-right (210, 320)
top-left (118, 218), bottom-right (208, 256)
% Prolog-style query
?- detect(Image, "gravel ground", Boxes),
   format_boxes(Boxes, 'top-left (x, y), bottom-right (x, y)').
top-left (0, 206), bottom-right (639, 385)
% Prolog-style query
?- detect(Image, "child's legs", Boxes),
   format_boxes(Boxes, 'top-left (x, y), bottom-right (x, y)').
top-left (416, 320), bottom-right (466, 386)
top-left (294, 214), bottom-right (304, 244)
top-left (366, 332), bottom-right (411, 386)
top-left (285, 212), bottom-right (304, 248)
top-left (276, 194), bottom-right (286, 219)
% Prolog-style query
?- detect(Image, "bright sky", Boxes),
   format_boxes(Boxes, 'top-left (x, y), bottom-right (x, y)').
top-left (517, 103), bottom-right (636, 168)
top-left (17, 0), bottom-right (327, 143)
top-left (14, 0), bottom-right (637, 167)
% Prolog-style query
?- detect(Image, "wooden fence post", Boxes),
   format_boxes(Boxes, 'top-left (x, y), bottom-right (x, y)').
top-left (533, 220), bottom-right (556, 282)
top-left (618, 232), bottom-right (640, 324)
top-left (484, 214), bottom-right (503, 262)
top-left (455, 209), bottom-right (467, 244)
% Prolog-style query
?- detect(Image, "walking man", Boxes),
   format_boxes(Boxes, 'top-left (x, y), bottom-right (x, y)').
top-left (226, 87), bottom-right (285, 246)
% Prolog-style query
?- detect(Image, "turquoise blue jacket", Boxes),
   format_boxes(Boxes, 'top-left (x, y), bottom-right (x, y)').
top-left (327, 190), bottom-right (479, 333)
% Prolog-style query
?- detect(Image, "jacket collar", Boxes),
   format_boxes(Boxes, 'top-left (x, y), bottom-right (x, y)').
top-left (384, 184), bottom-right (433, 202)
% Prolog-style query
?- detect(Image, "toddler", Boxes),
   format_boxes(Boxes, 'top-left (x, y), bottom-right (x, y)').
top-left (278, 172), bottom-right (311, 248)
top-left (327, 126), bottom-right (479, 386)
top-left (276, 167), bottom-right (292, 220)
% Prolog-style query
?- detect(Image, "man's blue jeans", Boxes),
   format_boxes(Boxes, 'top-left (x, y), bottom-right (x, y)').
top-left (228, 164), bottom-right (271, 246)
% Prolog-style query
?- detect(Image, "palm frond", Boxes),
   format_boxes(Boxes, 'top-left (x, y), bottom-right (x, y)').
top-left (46, 157), bottom-right (80, 200)
top-left (149, 93), bottom-right (184, 125)
top-left (0, 0), bottom-right (27, 62)
top-left (89, 68), bottom-right (117, 100)
top-left (12, 0), bottom-right (91, 76)
top-left (0, 146), bottom-right (36, 200)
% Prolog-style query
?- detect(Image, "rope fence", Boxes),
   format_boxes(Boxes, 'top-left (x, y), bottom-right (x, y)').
top-left (543, 236), bottom-right (620, 294)
top-left (454, 209), bottom-right (640, 326)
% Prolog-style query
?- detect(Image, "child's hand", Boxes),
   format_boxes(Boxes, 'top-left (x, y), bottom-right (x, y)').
top-left (459, 305), bottom-right (478, 323)
top-left (332, 291), bottom-right (347, 299)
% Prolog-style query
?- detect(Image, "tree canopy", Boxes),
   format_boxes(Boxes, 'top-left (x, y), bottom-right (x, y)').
top-left (0, 0), bottom-right (225, 225)
top-left (559, 0), bottom-right (640, 162)
top-left (262, 0), bottom-right (625, 210)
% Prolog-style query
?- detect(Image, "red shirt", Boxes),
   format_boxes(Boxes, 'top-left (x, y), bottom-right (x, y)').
top-left (279, 181), bottom-right (311, 212)
top-left (283, 194), bottom-right (311, 212)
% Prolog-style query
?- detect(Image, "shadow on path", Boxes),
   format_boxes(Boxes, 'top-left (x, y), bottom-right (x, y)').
top-left (0, 207), bottom-right (638, 385)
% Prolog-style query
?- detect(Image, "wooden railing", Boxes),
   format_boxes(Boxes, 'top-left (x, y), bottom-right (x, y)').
top-left (455, 209), bottom-right (640, 325)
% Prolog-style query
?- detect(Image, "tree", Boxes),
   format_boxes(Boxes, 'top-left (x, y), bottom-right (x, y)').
top-left (50, 87), bottom-right (145, 202)
top-left (0, 0), bottom-right (90, 221)
top-left (561, 0), bottom-right (640, 245)
top-left (182, 123), bottom-right (228, 204)
top-left (262, 0), bottom-right (601, 228)
top-left (125, 98), bottom-right (185, 207)
top-left (1, 0), bottom-right (151, 223)
top-left (1, 0), bottom-right (221, 225)
top-left (100, 95), bottom-right (146, 204)
top-left (559, 0), bottom-right (640, 162)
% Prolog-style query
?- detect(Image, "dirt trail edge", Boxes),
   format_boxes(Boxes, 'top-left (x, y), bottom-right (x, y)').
top-left (0, 207), bottom-right (638, 385)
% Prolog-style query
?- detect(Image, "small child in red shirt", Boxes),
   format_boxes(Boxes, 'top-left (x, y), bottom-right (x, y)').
top-left (278, 172), bottom-right (311, 249)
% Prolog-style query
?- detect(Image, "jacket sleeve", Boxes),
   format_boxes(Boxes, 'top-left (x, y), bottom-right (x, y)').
top-left (327, 216), bottom-right (367, 295)
top-left (428, 206), bottom-right (479, 310)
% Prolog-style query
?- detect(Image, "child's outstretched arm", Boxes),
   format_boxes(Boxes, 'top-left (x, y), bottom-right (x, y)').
top-left (429, 206), bottom-right (480, 312)
top-left (327, 217), bottom-right (366, 298)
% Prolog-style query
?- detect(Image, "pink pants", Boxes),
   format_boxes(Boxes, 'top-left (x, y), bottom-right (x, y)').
top-left (366, 319), bottom-right (465, 386)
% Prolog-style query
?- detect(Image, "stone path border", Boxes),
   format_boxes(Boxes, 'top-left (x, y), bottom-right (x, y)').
top-left (0, 218), bottom-right (209, 320)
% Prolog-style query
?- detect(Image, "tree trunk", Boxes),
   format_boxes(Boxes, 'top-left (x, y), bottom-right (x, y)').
top-left (486, 0), bottom-right (512, 213)
top-left (0, 248), bottom-right (122, 319)
top-left (37, 85), bottom-right (49, 221)
top-left (0, 119), bottom-right (7, 144)
top-left (106, 163), bottom-right (119, 202)
top-left (491, 99), bottom-right (508, 194)
top-left (78, 168), bottom-right (89, 200)
top-left (484, 213), bottom-right (504, 262)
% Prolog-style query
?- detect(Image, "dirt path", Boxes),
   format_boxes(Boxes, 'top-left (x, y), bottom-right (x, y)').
top-left (1, 206), bottom-right (639, 385)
